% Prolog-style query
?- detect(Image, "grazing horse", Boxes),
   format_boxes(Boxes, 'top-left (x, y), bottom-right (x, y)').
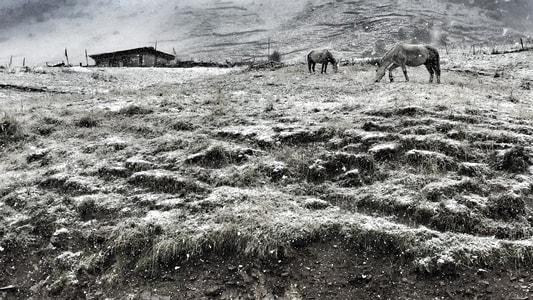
top-left (375, 43), bottom-right (441, 83)
top-left (307, 50), bottom-right (338, 74)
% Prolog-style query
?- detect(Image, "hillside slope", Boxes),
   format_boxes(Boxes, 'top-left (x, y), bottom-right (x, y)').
top-left (1, 0), bottom-right (533, 65)
top-left (1, 47), bottom-right (533, 300)
top-left (169, 0), bottom-right (533, 62)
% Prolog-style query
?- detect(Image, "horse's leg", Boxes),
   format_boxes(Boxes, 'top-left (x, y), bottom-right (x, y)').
top-left (388, 63), bottom-right (400, 82)
top-left (401, 63), bottom-right (409, 82)
top-left (425, 63), bottom-right (434, 83)
top-left (312, 62), bottom-right (316, 73)
top-left (434, 63), bottom-right (441, 84)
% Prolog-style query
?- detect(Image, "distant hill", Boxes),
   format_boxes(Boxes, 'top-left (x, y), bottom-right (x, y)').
top-left (167, 0), bottom-right (533, 62)
top-left (1, 0), bottom-right (532, 66)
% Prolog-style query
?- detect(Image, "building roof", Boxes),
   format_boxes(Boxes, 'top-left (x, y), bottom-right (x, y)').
top-left (89, 47), bottom-right (175, 60)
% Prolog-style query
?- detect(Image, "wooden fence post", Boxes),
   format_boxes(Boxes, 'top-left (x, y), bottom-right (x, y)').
top-left (65, 48), bottom-right (70, 66)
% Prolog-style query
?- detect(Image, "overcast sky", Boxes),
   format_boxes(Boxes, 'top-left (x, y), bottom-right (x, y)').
top-left (0, 0), bottom-right (210, 65)
top-left (0, 0), bottom-right (298, 66)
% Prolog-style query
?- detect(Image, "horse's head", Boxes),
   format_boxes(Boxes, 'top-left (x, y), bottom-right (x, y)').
top-left (333, 61), bottom-right (339, 73)
top-left (374, 64), bottom-right (386, 82)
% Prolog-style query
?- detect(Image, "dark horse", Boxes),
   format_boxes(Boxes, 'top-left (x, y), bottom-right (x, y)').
top-left (375, 43), bottom-right (440, 83)
top-left (307, 50), bottom-right (338, 74)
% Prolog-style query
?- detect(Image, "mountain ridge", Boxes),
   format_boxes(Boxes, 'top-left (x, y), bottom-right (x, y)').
top-left (1, 0), bottom-right (532, 65)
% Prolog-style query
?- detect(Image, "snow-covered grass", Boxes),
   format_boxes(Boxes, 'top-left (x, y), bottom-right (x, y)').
top-left (1, 50), bottom-right (533, 297)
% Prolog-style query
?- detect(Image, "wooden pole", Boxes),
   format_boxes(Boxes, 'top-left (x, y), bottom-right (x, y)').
top-left (8, 55), bottom-right (12, 69)
top-left (23, 57), bottom-right (25, 67)
top-left (172, 47), bottom-right (177, 64)
top-left (65, 48), bottom-right (70, 66)
top-left (520, 38), bottom-right (524, 50)
top-left (85, 49), bottom-right (89, 66)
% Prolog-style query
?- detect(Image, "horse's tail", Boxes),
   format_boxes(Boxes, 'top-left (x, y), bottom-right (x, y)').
top-left (307, 52), bottom-right (312, 72)
top-left (425, 45), bottom-right (440, 74)
top-left (425, 45), bottom-right (440, 61)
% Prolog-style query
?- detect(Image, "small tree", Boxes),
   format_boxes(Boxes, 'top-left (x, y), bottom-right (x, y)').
top-left (269, 50), bottom-right (282, 62)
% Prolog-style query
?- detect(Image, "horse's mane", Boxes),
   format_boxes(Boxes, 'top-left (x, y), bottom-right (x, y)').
top-left (380, 42), bottom-right (402, 63)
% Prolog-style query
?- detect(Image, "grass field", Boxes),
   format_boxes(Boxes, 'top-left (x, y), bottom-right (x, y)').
top-left (1, 50), bottom-right (532, 299)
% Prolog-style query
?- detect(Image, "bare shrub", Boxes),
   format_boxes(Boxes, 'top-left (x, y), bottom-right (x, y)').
top-left (0, 113), bottom-right (24, 144)
top-left (269, 50), bottom-right (282, 62)
top-left (75, 115), bottom-right (100, 128)
top-left (117, 105), bottom-right (153, 116)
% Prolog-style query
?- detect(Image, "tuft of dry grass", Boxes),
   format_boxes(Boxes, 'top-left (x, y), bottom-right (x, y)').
top-left (128, 170), bottom-right (207, 195)
top-left (116, 105), bottom-right (153, 116)
top-left (490, 146), bottom-right (530, 173)
top-left (406, 149), bottom-right (457, 174)
top-left (0, 112), bottom-right (24, 144)
top-left (487, 192), bottom-right (527, 220)
top-left (75, 114), bottom-right (100, 128)
top-left (108, 218), bottom-right (162, 258)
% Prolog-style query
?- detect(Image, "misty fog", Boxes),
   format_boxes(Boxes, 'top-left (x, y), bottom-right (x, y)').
top-left (0, 0), bottom-right (306, 65)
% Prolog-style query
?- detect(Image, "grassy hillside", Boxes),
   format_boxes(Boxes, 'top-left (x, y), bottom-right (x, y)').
top-left (0, 48), bottom-right (532, 298)
top-left (167, 0), bottom-right (533, 62)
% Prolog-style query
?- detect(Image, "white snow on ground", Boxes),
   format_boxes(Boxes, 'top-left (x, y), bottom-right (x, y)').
top-left (0, 67), bottom-right (240, 95)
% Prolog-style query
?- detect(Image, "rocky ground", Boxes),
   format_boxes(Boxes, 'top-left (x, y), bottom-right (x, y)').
top-left (0, 49), bottom-right (533, 299)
